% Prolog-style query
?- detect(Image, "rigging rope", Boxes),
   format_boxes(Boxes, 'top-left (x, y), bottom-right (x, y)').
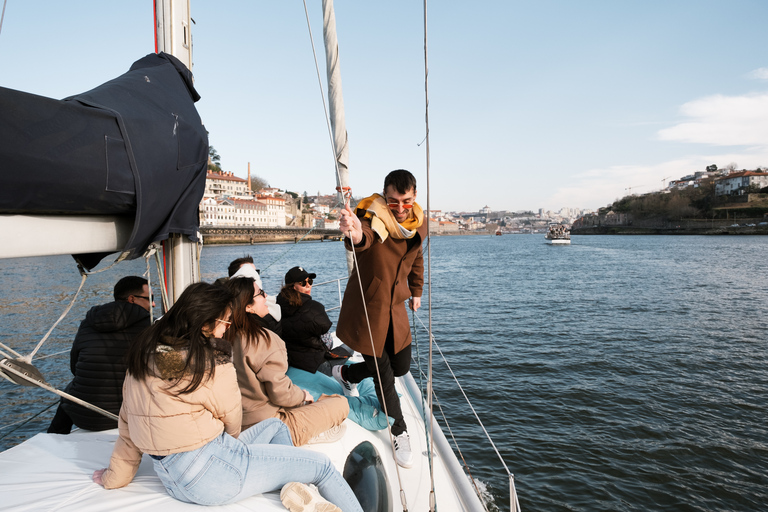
top-left (303, 1), bottom-right (410, 509)
top-left (411, 311), bottom-right (521, 511)
top-left (421, 1), bottom-right (438, 510)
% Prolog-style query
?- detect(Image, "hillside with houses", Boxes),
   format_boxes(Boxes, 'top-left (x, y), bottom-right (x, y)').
top-left (572, 166), bottom-right (768, 234)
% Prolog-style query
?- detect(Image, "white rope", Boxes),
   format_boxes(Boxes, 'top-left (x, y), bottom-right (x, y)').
top-left (421, 1), bottom-right (438, 510)
top-left (0, 360), bottom-right (118, 421)
top-left (411, 312), bottom-right (518, 486)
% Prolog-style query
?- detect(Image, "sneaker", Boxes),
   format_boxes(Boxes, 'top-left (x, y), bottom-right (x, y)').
top-left (307, 423), bottom-right (346, 445)
top-left (332, 365), bottom-right (359, 397)
top-left (393, 431), bottom-right (414, 468)
top-left (280, 482), bottom-right (341, 512)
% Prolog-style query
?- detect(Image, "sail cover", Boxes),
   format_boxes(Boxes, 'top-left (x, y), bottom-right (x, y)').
top-left (0, 52), bottom-right (208, 265)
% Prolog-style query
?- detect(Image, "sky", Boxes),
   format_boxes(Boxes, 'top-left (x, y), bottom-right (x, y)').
top-left (2, 1), bottom-right (768, 213)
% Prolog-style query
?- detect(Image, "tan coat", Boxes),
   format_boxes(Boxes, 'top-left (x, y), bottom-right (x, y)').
top-left (231, 330), bottom-right (306, 428)
top-left (101, 341), bottom-right (242, 489)
top-left (336, 216), bottom-right (427, 357)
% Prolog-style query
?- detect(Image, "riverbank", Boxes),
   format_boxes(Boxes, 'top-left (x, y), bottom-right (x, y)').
top-left (572, 225), bottom-right (768, 235)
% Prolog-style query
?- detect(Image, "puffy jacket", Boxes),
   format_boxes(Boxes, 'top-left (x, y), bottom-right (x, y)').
top-left (101, 337), bottom-right (242, 489)
top-left (276, 292), bottom-right (332, 373)
top-left (61, 301), bottom-right (150, 431)
top-left (231, 330), bottom-right (305, 428)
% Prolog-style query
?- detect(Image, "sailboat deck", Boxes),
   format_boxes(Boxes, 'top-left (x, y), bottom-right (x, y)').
top-left (0, 374), bottom-right (480, 511)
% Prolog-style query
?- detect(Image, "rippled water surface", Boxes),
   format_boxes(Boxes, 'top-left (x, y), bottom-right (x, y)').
top-left (1, 235), bottom-right (766, 511)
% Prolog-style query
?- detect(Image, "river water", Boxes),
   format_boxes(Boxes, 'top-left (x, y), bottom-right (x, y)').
top-left (1, 235), bottom-right (766, 511)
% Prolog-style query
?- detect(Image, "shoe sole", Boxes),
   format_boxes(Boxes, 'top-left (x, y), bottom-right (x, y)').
top-left (280, 482), bottom-right (341, 512)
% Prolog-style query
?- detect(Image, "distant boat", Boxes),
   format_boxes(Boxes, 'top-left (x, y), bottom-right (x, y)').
top-left (545, 224), bottom-right (571, 245)
top-left (495, 229), bottom-right (502, 236)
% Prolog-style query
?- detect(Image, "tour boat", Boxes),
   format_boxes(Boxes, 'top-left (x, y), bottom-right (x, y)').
top-left (545, 224), bottom-right (571, 245)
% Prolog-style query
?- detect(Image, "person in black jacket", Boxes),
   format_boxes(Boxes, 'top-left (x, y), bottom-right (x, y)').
top-left (277, 266), bottom-right (337, 376)
top-left (47, 276), bottom-right (153, 434)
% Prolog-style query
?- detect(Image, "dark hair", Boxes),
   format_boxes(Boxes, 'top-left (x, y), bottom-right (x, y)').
top-left (114, 276), bottom-right (149, 301)
top-left (125, 282), bottom-right (234, 394)
top-left (278, 284), bottom-right (303, 308)
top-left (224, 277), bottom-right (271, 349)
top-left (383, 169), bottom-right (417, 195)
top-left (228, 256), bottom-right (257, 277)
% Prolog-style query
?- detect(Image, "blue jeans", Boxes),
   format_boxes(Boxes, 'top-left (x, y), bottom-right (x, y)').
top-left (151, 418), bottom-right (362, 512)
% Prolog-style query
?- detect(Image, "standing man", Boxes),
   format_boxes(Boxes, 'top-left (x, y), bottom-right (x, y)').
top-left (47, 276), bottom-right (153, 434)
top-left (334, 169), bottom-right (427, 468)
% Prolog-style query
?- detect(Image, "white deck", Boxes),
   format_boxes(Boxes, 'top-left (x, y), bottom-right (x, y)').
top-left (0, 374), bottom-right (483, 512)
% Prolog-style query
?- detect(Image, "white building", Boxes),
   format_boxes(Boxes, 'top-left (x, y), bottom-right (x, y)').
top-left (715, 171), bottom-right (768, 196)
top-left (255, 195), bottom-right (287, 227)
top-left (204, 171), bottom-right (250, 199)
top-left (201, 198), bottom-right (269, 227)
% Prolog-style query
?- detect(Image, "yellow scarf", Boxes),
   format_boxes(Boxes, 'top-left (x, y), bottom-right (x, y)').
top-left (355, 193), bottom-right (424, 243)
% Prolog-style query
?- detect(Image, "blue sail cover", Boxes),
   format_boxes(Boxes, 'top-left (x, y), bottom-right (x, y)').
top-left (0, 52), bottom-right (208, 266)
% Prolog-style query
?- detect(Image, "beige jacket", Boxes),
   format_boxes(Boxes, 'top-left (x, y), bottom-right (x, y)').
top-left (231, 330), bottom-right (305, 428)
top-left (101, 338), bottom-right (242, 489)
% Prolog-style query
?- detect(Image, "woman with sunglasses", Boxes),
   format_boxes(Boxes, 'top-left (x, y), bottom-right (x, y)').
top-left (225, 275), bottom-right (350, 448)
top-left (277, 266), bottom-right (342, 377)
top-left (92, 282), bottom-right (361, 512)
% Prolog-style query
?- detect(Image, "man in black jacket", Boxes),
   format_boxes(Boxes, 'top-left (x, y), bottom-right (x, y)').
top-left (47, 276), bottom-right (152, 434)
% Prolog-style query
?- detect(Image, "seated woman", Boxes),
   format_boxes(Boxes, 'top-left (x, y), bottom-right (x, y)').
top-left (226, 275), bottom-right (349, 447)
top-left (277, 266), bottom-right (341, 376)
top-left (92, 282), bottom-right (361, 512)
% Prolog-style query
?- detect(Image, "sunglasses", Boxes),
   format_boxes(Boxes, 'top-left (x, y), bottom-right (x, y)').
top-left (133, 294), bottom-right (154, 302)
top-left (298, 278), bottom-right (313, 286)
top-left (386, 203), bottom-right (413, 210)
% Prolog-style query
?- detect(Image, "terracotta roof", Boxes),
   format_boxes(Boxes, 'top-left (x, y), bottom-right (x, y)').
top-left (719, 171), bottom-right (768, 179)
top-left (206, 171), bottom-right (247, 182)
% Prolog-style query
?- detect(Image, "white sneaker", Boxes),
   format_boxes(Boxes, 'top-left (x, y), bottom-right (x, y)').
top-left (280, 482), bottom-right (341, 512)
top-left (332, 365), bottom-right (359, 397)
top-left (393, 431), bottom-right (414, 468)
top-left (307, 423), bottom-right (346, 445)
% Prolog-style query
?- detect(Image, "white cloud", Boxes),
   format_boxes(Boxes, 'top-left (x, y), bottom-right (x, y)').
top-left (657, 93), bottom-right (768, 146)
top-left (746, 68), bottom-right (768, 80)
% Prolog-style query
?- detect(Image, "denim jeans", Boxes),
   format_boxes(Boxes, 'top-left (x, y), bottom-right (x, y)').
top-left (151, 418), bottom-right (362, 512)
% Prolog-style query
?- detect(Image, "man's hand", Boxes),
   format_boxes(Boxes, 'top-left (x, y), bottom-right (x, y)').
top-left (339, 204), bottom-right (363, 245)
top-left (303, 389), bottom-right (315, 404)
top-left (409, 297), bottom-right (421, 311)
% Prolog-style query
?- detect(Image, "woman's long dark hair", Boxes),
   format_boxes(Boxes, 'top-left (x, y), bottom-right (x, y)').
top-left (126, 282), bottom-right (234, 394)
top-left (225, 277), bottom-right (271, 349)
top-left (278, 283), bottom-right (303, 307)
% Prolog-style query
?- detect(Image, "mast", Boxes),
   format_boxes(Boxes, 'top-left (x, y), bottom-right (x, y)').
top-left (154, 0), bottom-right (200, 304)
top-left (321, 0), bottom-right (354, 274)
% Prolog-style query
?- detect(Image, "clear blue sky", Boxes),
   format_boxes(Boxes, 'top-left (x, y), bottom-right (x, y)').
top-left (2, 1), bottom-right (768, 213)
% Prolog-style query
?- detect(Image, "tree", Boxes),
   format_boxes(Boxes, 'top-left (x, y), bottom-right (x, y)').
top-left (249, 175), bottom-right (269, 193)
top-left (706, 164), bottom-right (717, 173)
top-left (726, 162), bottom-right (738, 172)
top-left (208, 145), bottom-right (222, 173)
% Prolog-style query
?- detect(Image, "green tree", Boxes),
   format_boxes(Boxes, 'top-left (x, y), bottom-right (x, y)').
top-left (208, 145), bottom-right (222, 172)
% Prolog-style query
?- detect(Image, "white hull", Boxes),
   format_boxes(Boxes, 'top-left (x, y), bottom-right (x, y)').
top-left (547, 238), bottom-right (571, 245)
